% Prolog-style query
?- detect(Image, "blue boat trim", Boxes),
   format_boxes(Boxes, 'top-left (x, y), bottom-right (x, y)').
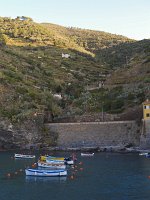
top-left (27, 169), bottom-right (65, 173)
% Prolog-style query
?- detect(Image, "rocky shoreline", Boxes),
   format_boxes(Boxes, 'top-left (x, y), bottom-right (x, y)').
top-left (0, 143), bottom-right (148, 153)
top-left (10, 145), bottom-right (146, 153)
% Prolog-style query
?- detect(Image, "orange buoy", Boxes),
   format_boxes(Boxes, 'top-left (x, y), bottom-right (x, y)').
top-left (148, 176), bottom-right (150, 179)
top-left (70, 175), bottom-right (74, 180)
top-left (7, 173), bottom-right (11, 177)
top-left (80, 168), bottom-right (83, 171)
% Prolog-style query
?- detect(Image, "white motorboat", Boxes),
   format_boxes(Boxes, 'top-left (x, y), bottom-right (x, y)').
top-left (14, 154), bottom-right (35, 159)
top-left (81, 153), bottom-right (94, 157)
top-left (139, 152), bottom-right (149, 156)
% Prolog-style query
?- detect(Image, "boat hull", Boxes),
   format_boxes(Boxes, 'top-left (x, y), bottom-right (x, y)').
top-left (25, 169), bottom-right (67, 177)
top-left (41, 156), bottom-right (74, 165)
top-left (46, 159), bottom-right (65, 164)
top-left (40, 156), bottom-right (64, 161)
top-left (14, 154), bottom-right (35, 159)
top-left (81, 153), bottom-right (94, 157)
top-left (38, 162), bottom-right (66, 169)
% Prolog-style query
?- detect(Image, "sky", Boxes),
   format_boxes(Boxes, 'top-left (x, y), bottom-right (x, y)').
top-left (0, 0), bottom-right (150, 40)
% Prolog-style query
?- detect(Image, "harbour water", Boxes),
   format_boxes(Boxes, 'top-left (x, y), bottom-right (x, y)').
top-left (1, 151), bottom-right (150, 200)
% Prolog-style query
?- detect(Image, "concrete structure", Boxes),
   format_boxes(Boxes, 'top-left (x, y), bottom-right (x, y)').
top-left (140, 100), bottom-right (150, 149)
top-left (143, 99), bottom-right (150, 120)
top-left (46, 121), bottom-right (140, 149)
top-left (62, 53), bottom-right (70, 58)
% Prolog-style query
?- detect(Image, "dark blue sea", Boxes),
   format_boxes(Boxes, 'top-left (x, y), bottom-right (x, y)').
top-left (0, 151), bottom-right (150, 200)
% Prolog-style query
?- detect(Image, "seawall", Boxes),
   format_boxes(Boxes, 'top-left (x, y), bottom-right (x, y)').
top-left (140, 119), bottom-right (150, 149)
top-left (46, 121), bottom-right (140, 149)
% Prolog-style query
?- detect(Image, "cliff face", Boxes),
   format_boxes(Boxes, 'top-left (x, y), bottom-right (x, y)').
top-left (0, 117), bottom-right (43, 149)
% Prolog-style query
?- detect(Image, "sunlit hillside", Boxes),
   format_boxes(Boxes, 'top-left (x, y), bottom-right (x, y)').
top-left (0, 16), bottom-right (149, 123)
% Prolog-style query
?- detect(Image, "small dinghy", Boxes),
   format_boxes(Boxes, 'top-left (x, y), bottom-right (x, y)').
top-left (38, 161), bottom-right (66, 169)
top-left (81, 153), bottom-right (94, 157)
top-left (14, 154), bottom-right (35, 159)
top-left (146, 153), bottom-right (150, 158)
top-left (139, 152), bottom-right (149, 156)
top-left (64, 157), bottom-right (74, 165)
top-left (25, 168), bottom-right (67, 177)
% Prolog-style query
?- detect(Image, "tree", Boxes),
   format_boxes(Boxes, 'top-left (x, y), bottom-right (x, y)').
top-left (0, 33), bottom-right (9, 45)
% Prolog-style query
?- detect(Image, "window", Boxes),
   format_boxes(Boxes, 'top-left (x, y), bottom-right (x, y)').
top-left (144, 105), bottom-right (150, 109)
top-left (146, 113), bottom-right (150, 117)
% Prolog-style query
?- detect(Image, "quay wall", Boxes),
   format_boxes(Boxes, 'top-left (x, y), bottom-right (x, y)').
top-left (46, 121), bottom-right (140, 148)
top-left (140, 119), bottom-right (150, 149)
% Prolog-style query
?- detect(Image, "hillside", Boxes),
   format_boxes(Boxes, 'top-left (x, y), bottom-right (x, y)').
top-left (0, 16), bottom-right (149, 124)
top-left (42, 23), bottom-right (133, 51)
top-left (96, 39), bottom-right (150, 69)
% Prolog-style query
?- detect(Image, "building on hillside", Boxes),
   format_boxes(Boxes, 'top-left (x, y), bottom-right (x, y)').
top-left (53, 93), bottom-right (62, 100)
top-left (62, 53), bottom-right (70, 58)
top-left (143, 99), bottom-right (150, 120)
top-left (15, 16), bottom-right (33, 21)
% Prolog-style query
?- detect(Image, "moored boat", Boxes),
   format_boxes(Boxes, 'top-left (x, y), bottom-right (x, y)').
top-left (145, 153), bottom-right (150, 158)
top-left (139, 152), bottom-right (150, 156)
top-left (25, 168), bottom-right (67, 177)
top-left (64, 157), bottom-right (74, 165)
top-left (47, 156), bottom-right (65, 161)
top-left (46, 158), bottom-right (65, 164)
top-left (81, 153), bottom-right (94, 157)
top-left (38, 161), bottom-right (66, 169)
top-left (14, 154), bottom-right (35, 159)
top-left (40, 155), bottom-right (74, 165)
top-left (40, 156), bottom-right (64, 161)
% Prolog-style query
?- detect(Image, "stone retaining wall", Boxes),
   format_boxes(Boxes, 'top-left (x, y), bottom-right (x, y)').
top-left (140, 119), bottom-right (150, 149)
top-left (46, 121), bottom-right (140, 148)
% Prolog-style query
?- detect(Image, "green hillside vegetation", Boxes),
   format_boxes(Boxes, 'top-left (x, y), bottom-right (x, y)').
top-left (96, 39), bottom-right (150, 69)
top-left (0, 16), bottom-right (149, 123)
top-left (42, 23), bottom-right (133, 51)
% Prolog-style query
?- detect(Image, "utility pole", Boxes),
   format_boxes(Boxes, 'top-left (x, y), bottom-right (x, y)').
top-left (102, 102), bottom-right (104, 122)
top-left (125, 56), bottom-right (128, 66)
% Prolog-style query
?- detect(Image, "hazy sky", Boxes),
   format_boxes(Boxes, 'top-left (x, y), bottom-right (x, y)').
top-left (0, 0), bottom-right (150, 40)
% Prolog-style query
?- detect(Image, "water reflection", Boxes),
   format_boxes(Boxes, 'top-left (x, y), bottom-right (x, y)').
top-left (25, 176), bottom-right (67, 183)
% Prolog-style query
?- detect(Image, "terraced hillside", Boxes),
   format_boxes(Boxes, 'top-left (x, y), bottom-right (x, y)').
top-left (0, 16), bottom-right (149, 124)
